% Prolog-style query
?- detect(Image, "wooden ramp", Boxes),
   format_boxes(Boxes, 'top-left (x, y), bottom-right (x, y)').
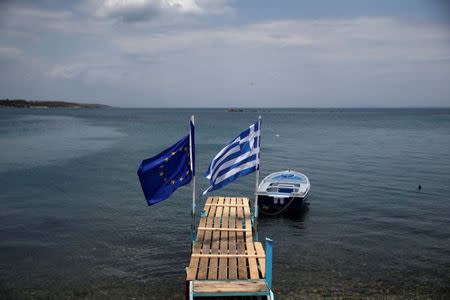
top-left (186, 196), bottom-right (274, 299)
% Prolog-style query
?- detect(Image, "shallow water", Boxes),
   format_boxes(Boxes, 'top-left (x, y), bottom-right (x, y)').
top-left (0, 108), bottom-right (449, 299)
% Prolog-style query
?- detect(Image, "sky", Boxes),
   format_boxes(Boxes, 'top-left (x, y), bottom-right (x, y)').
top-left (0, 0), bottom-right (449, 107)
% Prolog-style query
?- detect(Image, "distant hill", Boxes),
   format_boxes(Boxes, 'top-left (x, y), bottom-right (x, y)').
top-left (0, 99), bottom-right (111, 109)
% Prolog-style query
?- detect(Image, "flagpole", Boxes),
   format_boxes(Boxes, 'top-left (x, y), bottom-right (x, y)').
top-left (254, 115), bottom-right (261, 239)
top-left (189, 115), bottom-right (196, 246)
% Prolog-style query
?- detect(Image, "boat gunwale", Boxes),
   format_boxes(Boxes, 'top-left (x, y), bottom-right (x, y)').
top-left (257, 170), bottom-right (310, 197)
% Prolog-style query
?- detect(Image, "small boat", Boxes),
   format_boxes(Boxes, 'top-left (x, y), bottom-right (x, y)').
top-left (257, 170), bottom-right (310, 214)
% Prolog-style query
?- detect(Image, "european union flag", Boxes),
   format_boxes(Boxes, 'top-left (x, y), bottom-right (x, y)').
top-left (137, 134), bottom-right (192, 206)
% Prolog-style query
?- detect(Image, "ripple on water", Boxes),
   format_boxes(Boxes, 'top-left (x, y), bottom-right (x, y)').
top-left (0, 115), bottom-right (124, 172)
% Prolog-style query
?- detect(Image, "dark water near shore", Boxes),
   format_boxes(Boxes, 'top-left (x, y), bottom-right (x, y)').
top-left (1, 108), bottom-right (449, 299)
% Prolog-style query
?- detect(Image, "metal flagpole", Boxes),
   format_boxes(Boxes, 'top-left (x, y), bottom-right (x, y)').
top-left (253, 115), bottom-right (261, 239)
top-left (189, 115), bottom-right (196, 247)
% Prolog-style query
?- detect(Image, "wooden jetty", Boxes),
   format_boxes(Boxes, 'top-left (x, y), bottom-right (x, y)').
top-left (186, 196), bottom-right (274, 299)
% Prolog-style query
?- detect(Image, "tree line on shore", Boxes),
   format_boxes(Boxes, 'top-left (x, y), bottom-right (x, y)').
top-left (0, 99), bottom-right (109, 108)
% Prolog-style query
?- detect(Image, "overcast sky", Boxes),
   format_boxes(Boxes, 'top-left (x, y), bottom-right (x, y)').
top-left (1, 0), bottom-right (449, 107)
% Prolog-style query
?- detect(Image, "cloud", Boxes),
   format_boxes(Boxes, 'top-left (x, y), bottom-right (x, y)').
top-left (107, 17), bottom-right (450, 107)
top-left (94, 0), bottom-right (163, 22)
top-left (0, 46), bottom-right (23, 60)
top-left (0, 2), bottom-right (449, 107)
top-left (114, 17), bottom-right (450, 64)
top-left (0, 5), bottom-right (108, 37)
top-left (93, 0), bottom-right (232, 22)
top-left (47, 63), bottom-right (85, 80)
top-left (47, 62), bottom-right (128, 86)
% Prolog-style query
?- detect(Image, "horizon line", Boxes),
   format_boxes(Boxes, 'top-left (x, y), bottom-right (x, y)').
top-left (111, 106), bottom-right (450, 109)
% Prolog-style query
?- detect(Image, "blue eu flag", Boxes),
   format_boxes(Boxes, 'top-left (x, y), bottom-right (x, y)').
top-left (137, 134), bottom-right (193, 206)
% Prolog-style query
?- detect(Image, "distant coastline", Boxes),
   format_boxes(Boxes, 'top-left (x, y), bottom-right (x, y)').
top-left (0, 99), bottom-right (110, 109)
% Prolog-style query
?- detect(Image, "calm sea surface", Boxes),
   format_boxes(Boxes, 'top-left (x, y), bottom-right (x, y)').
top-left (0, 108), bottom-right (449, 299)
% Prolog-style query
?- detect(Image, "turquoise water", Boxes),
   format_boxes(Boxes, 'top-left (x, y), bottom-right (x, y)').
top-left (0, 108), bottom-right (449, 299)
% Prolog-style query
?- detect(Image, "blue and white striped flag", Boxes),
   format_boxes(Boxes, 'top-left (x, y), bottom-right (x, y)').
top-left (203, 121), bottom-right (260, 195)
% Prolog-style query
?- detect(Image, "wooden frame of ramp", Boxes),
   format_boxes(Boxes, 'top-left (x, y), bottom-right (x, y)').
top-left (186, 196), bottom-right (274, 299)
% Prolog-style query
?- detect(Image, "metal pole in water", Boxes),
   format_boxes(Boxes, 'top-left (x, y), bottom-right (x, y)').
top-left (190, 115), bottom-right (196, 245)
top-left (265, 237), bottom-right (273, 290)
top-left (254, 115), bottom-right (261, 239)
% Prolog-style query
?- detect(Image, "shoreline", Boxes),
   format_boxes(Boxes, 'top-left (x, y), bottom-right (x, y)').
top-left (0, 99), bottom-right (110, 109)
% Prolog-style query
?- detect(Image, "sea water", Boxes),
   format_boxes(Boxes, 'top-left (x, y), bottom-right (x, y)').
top-left (0, 108), bottom-right (449, 299)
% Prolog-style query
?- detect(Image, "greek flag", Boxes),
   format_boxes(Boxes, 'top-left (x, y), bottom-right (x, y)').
top-left (203, 121), bottom-right (260, 195)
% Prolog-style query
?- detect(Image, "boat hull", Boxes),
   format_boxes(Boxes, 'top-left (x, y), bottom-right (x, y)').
top-left (258, 194), bottom-right (308, 214)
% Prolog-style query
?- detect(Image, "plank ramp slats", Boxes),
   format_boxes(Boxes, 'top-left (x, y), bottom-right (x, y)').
top-left (207, 197), bottom-right (222, 280)
top-left (204, 203), bottom-right (247, 207)
top-left (197, 197), bottom-right (217, 279)
top-left (197, 227), bottom-right (251, 232)
top-left (255, 242), bottom-right (266, 277)
top-left (218, 197), bottom-right (229, 280)
top-left (186, 197), bottom-right (212, 280)
top-left (243, 200), bottom-right (259, 280)
top-left (236, 198), bottom-right (248, 279)
top-left (227, 197), bottom-right (238, 280)
top-left (186, 196), bottom-right (267, 295)
top-left (193, 280), bottom-right (269, 293)
top-left (191, 253), bottom-right (265, 258)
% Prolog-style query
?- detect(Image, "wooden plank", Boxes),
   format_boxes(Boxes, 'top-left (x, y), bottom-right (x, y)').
top-left (197, 227), bottom-right (251, 232)
top-left (191, 254), bottom-right (265, 258)
top-left (254, 242), bottom-right (266, 278)
top-left (244, 201), bottom-right (259, 279)
top-left (207, 197), bottom-right (223, 280)
top-left (204, 203), bottom-right (247, 207)
top-left (197, 197), bottom-right (212, 243)
top-left (227, 197), bottom-right (238, 279)
top-left (236, 198), bottom-right (248, 279)
top-left (186, 197), bottom-right (212, 280)
top-left (193, 280), bottom-right (269, 293)
top-left (242, 197), bottom-right (252, 218)
top-left (197, 197), bottom-right (217, 279)
top-left (218, 197), bottom-right (230, 280)
top-left (223, 197), bottom-right (231, 205)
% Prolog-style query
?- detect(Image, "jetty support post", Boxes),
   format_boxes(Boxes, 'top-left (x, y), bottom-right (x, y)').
top-left (190, 115), bottom-right (196, 244)
top-left (188, 280), bottom-right (193, 300)
top-left (254, 115), bottom-right (261, 240)
top-left (265, 237), bottom-right (273, 290)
